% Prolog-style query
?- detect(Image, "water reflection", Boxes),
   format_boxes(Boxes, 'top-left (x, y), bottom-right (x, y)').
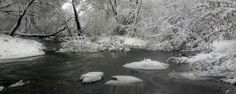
top-left (107, 84), bottom-right (144, 94)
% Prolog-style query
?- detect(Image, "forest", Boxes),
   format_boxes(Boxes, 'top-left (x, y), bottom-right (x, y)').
top-left (0, 0), bottom-right (236, 94)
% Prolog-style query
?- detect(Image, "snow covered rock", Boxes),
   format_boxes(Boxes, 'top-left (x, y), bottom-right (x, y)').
top-left (0, 86), bottom-right (3, 91)
top-left (9, 80), bottom-right (29, 88)
top-left (123, 59), bottom-right (169, 70)
top-left (80, 72), bottom-right (104, 84)
top-left (105, 75), bottom-right (143, 85)
top-left (0, 34), bottom-right (45, 59)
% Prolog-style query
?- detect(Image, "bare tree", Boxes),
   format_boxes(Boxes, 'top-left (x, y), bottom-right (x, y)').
top-left (9, 0), bottom-right (35, 36)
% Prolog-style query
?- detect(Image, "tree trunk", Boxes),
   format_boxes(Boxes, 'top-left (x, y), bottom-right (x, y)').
top-left (72, 0), bottom-right (82, 36)
top-left (9, 0), bottom-right (35, 36)
top-left (132, 0), bottom-right (142, 37)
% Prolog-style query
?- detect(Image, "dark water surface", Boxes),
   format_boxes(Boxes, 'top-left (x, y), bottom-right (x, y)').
top-left (0, 49), bottom-right (235, 94)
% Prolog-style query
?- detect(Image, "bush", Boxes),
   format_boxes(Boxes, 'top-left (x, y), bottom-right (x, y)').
top-left (59, 35), bottom-right (147, 52)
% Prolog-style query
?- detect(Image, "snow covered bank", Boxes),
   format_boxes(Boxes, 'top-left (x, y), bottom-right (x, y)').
top-left (0, 34), bottom-right (45, 59)
top-left (80, 72), bottom-right (104, 84)
top-left (105, 75), bottom-right (143, 85)
top-left (59, 35), bottom-right (147, 52)
top-left (123, 59), bottom-right (169, 70)
top-left (171, 40), bottom-right (236, 84)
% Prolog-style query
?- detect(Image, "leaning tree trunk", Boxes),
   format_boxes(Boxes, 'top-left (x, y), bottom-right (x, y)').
top-left (9, 0), bottom-right (35, 36)
top-left (72, 0), bottom-right (82, 36)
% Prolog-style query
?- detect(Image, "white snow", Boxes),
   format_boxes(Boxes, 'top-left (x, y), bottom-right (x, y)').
top-left (62, 2), bottom-right (71, 10)
top-left (80, 72), bottom-right (104, 83)
top-left (0, 86), bottom-right (3, 91)
top-left (123, 59), bottom-right (169, 70)
top-left (105, 75), bottom-right (143, 85)
top-left (9, 80), bottom-right (29, 88)
top-left (0, 34), bottom-right (45, 59)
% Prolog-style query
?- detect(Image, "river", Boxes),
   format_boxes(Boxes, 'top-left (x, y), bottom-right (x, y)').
top-left (0, 42), bottom-right (235, 94)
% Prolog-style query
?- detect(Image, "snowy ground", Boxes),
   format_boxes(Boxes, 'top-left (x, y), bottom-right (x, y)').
top-left (59, 35), bottom-right (147, 52)
top-left (0, 34), bottom-right (45, 59)
top-left (170, 40), bottom-right (236, 84)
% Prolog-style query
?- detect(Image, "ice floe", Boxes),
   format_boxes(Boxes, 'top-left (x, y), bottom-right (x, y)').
top-left (80, 72), bottom-right (104, 83)
top-left (9, 80), bottom-right (29, 88)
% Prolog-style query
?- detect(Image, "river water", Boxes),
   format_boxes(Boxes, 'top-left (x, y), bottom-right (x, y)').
top-left (0, 46), bottom-right (235, 94)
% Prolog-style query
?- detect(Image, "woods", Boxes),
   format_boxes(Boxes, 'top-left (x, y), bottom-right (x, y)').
top-left (0, 0), bottom-right (236, 93)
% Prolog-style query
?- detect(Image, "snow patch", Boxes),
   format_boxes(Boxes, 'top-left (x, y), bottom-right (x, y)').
top-left (123, 59), bottom-right (169, 70)
top-left (80, 72), bottom-right (104, 83)
top-left (0, 34), bottom-right (45, 59)
top-left (105, 75), bottom-right (143, 85)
